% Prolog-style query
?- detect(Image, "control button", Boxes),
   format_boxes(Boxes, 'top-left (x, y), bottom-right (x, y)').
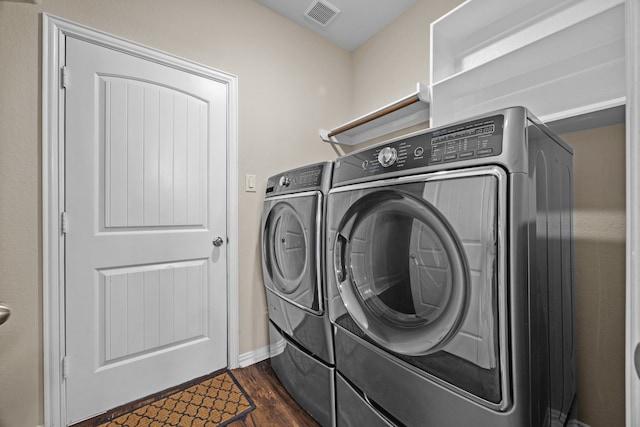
top-left (414, 146), bottom-right (424, 157)
top-left (477, 148), bottom-right (494, 156)
top-left (430, 156), bottom-right (442, 163)
top-left (460, 151), bottom-right (474, 158)
top-left (278, 176), bottom-right (291, 187)
top-left (444, 154), bottom-right (457, 161)
top-left (361, 160), bottom-right (369, 169)
top-left (377, 147), bottom-right (398, 167)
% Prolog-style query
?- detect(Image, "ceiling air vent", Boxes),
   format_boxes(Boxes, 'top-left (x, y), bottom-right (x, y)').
top-left (304, 0), bottom-right (341, 28)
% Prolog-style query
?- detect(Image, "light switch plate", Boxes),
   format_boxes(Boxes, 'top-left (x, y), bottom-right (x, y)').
top-left (245, 174), bottom-right (256, 192)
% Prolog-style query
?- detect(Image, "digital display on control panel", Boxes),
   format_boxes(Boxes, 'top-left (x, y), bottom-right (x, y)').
top-left (295, 166), bottom-right (324, 187)
top-left (332, 114), bottom-right (504, 183)
top-left (430, 119), bottom-right (500, 162)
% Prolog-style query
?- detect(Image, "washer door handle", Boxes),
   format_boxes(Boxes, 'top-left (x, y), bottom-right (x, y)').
top-left (635, 343), bottom-right (640, 380)
top-left (335, 234), bottom-right (348, 282)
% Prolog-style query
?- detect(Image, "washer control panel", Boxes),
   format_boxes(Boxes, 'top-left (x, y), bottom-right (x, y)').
top-left (278, 176), bottom-right (292, 187)
top-left (266, 162), bottom-right (331, 195)
top-left (333, 114), bottom-right (504, 183)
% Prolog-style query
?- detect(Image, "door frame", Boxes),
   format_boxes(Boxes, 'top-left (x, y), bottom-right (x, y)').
top-left (627, 1), bottom-right (640, 426)
top-left (42, 14), bottom-right (239, 426)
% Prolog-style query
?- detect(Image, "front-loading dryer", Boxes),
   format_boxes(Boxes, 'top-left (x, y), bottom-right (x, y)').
top-left (326, 107), bottom-right (576, 426)
top-left (261, 161), bottom-right (334, 426)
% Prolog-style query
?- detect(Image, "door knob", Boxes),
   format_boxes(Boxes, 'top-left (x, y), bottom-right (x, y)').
top-left (212, 237), bottom-right (224, 247)
top-left (0, 303), bottom-right (11, 326)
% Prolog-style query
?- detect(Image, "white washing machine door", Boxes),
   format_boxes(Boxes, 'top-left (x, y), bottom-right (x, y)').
top-left (262, 192), bottom-right (322, 313)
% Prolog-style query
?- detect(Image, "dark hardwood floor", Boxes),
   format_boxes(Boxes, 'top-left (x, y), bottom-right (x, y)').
top-left (230, 361), bottom-right (320, 427)
top-left (70, 359), bottom-right (319, 427)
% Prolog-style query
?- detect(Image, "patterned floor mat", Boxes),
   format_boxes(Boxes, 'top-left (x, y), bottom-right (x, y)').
top-left (97, 371), bottom-right (255, 427)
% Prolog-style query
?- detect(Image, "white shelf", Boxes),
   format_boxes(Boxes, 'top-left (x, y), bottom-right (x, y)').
top-left (320, 82), bottom-right (430, 146)
top-left (430, 0), bottom-right (626, 126)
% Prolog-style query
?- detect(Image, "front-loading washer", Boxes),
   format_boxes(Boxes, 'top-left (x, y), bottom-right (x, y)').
top-left (261, 161), bottom-right (335, 426)
top-left (326, 107), bottom-right (576, 426)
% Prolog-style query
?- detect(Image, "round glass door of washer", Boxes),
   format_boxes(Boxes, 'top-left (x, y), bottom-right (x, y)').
top-left (334, 190), bottom-right (470, 356)
top-left (263, 202), bottom-right (309, 296)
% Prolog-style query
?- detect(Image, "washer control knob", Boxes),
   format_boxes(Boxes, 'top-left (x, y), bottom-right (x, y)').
top-left (279, 176), bottom-right (291, 187)
top-left (0, 303), bottom-right (11, 326)
top-left (378, 147), bottom-right (398, 167)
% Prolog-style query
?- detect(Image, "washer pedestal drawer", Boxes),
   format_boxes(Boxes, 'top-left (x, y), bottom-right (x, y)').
top-left (336, 372), bottom-right (394, 427)
top-left (267, 291), bottom-right (334, 364)
top-left (269, 321), bottom-right (335, 427)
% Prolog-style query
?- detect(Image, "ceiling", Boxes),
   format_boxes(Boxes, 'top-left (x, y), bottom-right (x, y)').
top-left (1, 0), bottom-right (414, 49)
top-left (255, 0), bottom-right (416, 51)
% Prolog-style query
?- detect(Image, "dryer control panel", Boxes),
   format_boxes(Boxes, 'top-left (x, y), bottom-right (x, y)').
top-left (333, 114), bottom-right (504, 184)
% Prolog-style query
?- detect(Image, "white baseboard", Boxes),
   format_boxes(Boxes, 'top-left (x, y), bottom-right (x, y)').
top-left (237, 344), bottom-right (270, 368)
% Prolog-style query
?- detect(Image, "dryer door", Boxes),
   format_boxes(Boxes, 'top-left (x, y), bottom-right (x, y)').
top-left (262, 192), bottom-right (322, 313)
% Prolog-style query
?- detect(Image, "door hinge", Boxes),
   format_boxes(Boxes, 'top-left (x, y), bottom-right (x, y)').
top-left (61, 66), bottom-right (69, 89)
top-left (62, 356), bottom-right (69, 380)
top-left (61, 211), bottom-right (68, 235)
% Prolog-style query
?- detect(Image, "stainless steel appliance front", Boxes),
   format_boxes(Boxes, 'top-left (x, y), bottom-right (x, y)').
top-left (261, 161), bottom-right (335, 427)
top-left (262, 190), bottom-right (323, 314)
top-left (328, 166), bottom-right (509, 410)
top-left (326, 107), bottom-right (576, 427)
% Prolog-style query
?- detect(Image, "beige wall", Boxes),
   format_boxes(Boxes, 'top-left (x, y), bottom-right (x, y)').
top-left (351, 0), bottom-right (465, 117)
top-left (0, 1), bottom-right (350, 425)
top-left (561, 124), bottom-right (626, 427)
top-left (335, 0), bottom-right (466, 156)
top-left (349, 1), bottom-right (626, 426)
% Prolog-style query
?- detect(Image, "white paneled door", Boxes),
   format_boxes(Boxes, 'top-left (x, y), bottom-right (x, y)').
top-left (64, 36), bottom-right (228, 424)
